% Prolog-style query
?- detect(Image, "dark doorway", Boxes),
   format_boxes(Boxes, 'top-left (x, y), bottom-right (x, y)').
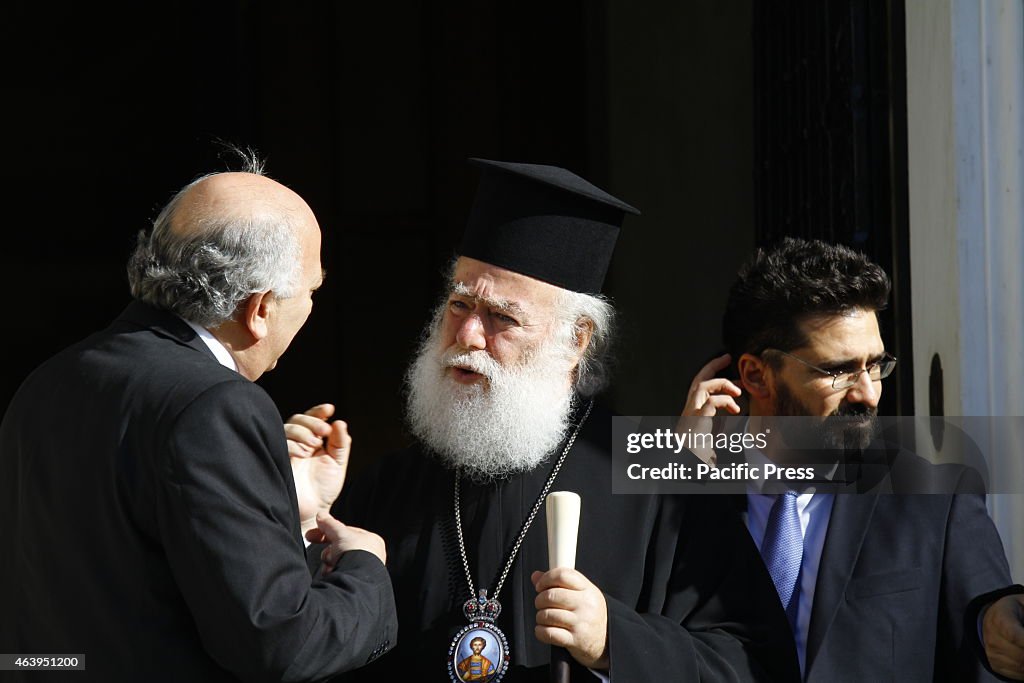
top-left (2, 2), bottom-right (609, 463)
top-left (752, 0), bottom-right (913, 416)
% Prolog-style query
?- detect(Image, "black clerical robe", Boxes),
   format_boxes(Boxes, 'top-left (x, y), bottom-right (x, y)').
top-left (333, 403), bottom-right (799, 682)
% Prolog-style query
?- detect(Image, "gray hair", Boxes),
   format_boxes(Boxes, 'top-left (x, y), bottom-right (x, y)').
top-left (553, 288), bottom-right (617, 397)
top-left (126, 161), bottom-right (301, 327)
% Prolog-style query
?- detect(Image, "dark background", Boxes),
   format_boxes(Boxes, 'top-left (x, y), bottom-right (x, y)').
top-left (1, 1), bottom-right (911, 466)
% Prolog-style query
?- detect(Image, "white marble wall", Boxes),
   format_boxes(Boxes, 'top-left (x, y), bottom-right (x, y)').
top-left (907, 0), bottom-right (1024, 581)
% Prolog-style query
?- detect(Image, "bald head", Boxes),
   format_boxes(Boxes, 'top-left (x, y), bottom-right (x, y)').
top-left (170, 172), bottom-right (313, 240)
top-left (127, 169), bottom-right (320, 328)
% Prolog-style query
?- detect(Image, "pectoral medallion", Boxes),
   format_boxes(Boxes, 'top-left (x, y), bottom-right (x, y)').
top-left (447, 590), bottom-right (509, 682)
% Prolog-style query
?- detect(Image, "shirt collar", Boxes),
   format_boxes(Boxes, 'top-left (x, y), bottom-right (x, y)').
top-left (182, 319), bottom-right (238, 372)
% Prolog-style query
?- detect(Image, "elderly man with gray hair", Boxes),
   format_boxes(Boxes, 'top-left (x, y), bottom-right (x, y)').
top-left (287, 159), bottom-right (799, 682)
top-left (0, 156), bottom-right (397, 682)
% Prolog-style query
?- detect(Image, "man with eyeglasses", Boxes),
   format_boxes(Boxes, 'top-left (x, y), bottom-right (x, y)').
top-left (681, 238), bottom-right (1023, 681)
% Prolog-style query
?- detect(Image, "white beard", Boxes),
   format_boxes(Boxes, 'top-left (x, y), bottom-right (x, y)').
top-left (405, 320), bottom-right (577, 482)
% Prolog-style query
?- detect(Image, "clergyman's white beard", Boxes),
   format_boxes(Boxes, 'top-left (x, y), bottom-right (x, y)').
top-left (405, 326), bottom-right (577, 482)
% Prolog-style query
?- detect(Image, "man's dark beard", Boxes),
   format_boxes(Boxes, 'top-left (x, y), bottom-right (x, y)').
top-left (773, 379), bottom-right (879, 459)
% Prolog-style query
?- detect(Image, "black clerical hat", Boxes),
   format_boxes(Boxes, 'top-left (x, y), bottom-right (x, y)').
top-left (460, 158), bottom-right (640, 294)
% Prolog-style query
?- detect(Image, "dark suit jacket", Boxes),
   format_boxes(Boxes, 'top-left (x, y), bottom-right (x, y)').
top-left (738, 453), bottom-right (1014, 682)
top-left (0, 301), bottom-right (397, 682)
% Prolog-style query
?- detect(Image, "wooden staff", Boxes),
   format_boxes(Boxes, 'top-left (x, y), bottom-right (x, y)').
top-left (545, 491), bottom-right (581, 683)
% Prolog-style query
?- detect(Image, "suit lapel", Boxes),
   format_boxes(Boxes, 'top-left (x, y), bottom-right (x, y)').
top-left (803, 492), bottom-right (878, 676)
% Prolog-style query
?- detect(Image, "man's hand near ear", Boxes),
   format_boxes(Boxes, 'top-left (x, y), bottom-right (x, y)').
top-left (677, 353), bottom-right (743, 464)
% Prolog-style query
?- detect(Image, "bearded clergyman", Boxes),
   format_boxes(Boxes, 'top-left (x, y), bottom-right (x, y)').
top-left (286, 159), bottom-right (801, 682)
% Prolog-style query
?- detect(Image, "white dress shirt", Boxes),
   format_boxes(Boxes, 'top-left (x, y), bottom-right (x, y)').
top-left (744, 445), bottom-right (834, 676)
top-left (183, 319), bottom-right (238, 372)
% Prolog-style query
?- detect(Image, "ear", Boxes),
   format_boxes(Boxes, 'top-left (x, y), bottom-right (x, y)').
top-left (572, 317), bottom-right (594, 362)
top-left (737, 352), bottom-right (772, 400)
top-left (242, 291), bottom-right (274, 341)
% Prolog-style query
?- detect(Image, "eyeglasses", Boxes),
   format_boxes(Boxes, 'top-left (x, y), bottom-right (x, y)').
top-left (765, 349), bottom-right (898, 390)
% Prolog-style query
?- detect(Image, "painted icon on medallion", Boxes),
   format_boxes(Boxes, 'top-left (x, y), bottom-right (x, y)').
top-left (448, 622), bottom-right (508, 682)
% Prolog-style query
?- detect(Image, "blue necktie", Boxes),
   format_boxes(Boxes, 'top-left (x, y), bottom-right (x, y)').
top-left (760, 491), bottom-right (803, 630)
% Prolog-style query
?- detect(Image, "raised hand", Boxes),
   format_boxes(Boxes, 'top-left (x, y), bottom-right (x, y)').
top-left (676, 353), bottom-right (743, 464)
top-left (681, 353), bottom-right (743, 417)
top-left (286, 404), bottom-right (351, 534)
